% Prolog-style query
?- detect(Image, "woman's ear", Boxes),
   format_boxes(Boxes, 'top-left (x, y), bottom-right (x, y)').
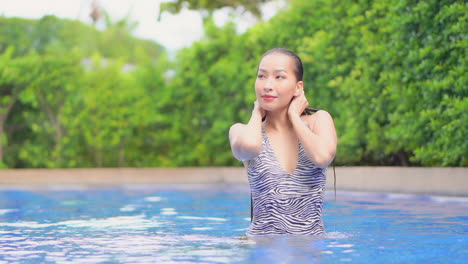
top-left (294, 81), bottom-right (304, 96)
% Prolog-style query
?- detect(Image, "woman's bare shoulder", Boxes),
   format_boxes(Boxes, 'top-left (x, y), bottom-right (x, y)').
top-left (301, 110), bottom-right (334, 129)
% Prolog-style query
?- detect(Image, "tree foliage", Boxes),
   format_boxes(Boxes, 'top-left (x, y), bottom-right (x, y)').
top-left (1, 15), bottom-right (168, 168)
top-left (165, 0), bottom-right (467, 167)
top-left (1, 0), bottom-right (466, 168)
top-left (158, 0), bottom-right (270, 20)
top-left (0, 15), bottom-right (164, 63)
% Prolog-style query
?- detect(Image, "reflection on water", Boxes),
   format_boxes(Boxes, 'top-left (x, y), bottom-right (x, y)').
top-left (0, 218), bottom-right (251, 263)
top-left (0, 186), bottom-right (466, 263)
top-left (246, 235), bottom-right (328, 264)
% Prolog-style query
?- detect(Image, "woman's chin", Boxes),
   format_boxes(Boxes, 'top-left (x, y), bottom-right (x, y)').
top-left (261, 104), bottom-right (288, 113)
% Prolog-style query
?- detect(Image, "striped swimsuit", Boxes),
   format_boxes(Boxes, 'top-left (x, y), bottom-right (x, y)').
top-left (246, 125), bottom-right (327, 236)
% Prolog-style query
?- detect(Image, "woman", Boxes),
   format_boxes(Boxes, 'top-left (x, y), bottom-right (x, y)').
top-left (229, 48), bottom-right (337, 235)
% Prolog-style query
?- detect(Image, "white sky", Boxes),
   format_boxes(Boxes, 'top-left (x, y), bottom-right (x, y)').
top-left (0, 0), bottom-right (285, 54)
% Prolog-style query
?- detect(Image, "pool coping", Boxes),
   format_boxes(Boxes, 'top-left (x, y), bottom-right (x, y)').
top-left (0, 167), bottom-right (466, 197)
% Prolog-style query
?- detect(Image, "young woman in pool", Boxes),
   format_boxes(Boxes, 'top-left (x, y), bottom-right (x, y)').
top-left (229, 48), bottom-right (337, 235)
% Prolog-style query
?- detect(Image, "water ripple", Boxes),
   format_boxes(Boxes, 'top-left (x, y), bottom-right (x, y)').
top-left (0, 215), bottom-right (160, 230)
top-left (177, 216), bottom-right (227, 221)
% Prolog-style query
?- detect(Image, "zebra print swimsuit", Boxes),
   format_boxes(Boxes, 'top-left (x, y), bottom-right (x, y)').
top-left (246, 125), bottom-right (327, 236)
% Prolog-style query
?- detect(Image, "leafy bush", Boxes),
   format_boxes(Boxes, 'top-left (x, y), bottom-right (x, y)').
top-left (0, 0), bottom-right (466, 168)
top-left (165, 0), bottom-right (467, 167)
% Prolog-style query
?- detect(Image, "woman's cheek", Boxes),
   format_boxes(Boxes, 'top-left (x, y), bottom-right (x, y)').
top-left (254, 87), bottom-right (263, 99)
top-left (254, 83), bottom-right (262, 94)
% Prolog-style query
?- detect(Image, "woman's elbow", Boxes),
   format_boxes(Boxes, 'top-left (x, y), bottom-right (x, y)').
top-left (314, 152), bottom-right (336, 168)
top-left (231, 140), bottom-right (261, 162)
top-left (230, 134), bottom-right (261, 161)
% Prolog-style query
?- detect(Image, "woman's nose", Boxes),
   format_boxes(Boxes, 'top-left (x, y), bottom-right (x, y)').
top-left (263, 79), bottom-right (273, 91)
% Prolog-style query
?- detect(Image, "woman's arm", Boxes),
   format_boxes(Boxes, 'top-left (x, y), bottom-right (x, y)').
top-left (290, 111), bottom-right (337, 168)
top-left (288, 91), bottom-right (337, 168)
top-left (229, 101), bottom-right (264, 161)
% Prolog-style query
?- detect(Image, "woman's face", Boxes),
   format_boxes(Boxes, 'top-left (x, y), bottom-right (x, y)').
top-left (255, 53), bottom-right (303, 112)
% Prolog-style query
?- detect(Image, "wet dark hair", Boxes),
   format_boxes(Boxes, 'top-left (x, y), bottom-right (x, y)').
top-left (262, 48), bottom-right (304, 82)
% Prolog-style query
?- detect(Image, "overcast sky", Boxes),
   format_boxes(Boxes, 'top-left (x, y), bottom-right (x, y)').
top-left (0, 0), bottom-right (285, 54)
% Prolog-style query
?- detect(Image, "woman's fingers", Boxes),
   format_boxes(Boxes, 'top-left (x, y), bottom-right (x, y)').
top-left (253, 99), bottom-right (266, 117)
top-left (289, 91), bottom-right (311, 117)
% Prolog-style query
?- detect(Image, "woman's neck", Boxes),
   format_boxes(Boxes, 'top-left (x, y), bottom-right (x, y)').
top-left (264, 108), bottom-right (293, 131)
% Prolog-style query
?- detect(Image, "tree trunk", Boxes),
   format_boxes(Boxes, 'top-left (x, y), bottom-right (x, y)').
top-left (95, 148), bottom-right (103, 168)
top-left (118, 139), bottom-right (125, 167)
top-left (0, 97), bottom-right (16, 165)
top-left (397, 151), bottom-right (409, 166)
top-left (0, 121), bottom-right (4, 164)
top-left (37, 92), bottom-right (64, 165)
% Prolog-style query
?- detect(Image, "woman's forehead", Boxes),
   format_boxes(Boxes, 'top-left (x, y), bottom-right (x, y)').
top-left (259, 53), bottom-right (294, 71)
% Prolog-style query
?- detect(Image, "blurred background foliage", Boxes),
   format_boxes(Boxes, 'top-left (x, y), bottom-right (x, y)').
top-left (0, 0), bottom-right (466, 168)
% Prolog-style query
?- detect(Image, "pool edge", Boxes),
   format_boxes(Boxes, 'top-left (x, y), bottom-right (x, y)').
top-left (0, 167), bottom-right (466, 197)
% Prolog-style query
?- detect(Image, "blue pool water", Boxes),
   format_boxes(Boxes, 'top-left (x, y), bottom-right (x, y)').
top-left (0, 184), bottom-right (467, 263)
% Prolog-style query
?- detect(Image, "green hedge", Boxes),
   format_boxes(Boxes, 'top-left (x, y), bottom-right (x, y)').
top-left (166, 0), bottom-right (467, 167)
top-left (0, 0), bottom-right (466, 168)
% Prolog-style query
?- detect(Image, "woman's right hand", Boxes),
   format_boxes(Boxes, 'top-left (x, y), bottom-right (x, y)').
top-left (253, 100), bottom-right (266, 119)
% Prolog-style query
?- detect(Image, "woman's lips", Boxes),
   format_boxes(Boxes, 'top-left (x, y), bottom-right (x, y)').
top-left (262, 95), bottom-right (277, 101)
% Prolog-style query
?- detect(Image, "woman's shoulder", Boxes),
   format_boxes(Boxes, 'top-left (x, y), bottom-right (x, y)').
top-left (301, 110), bottom-right (334, 125)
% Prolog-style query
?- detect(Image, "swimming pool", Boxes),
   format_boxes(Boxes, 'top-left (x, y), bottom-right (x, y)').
top-left (0, 184), bottom-right (466, 263)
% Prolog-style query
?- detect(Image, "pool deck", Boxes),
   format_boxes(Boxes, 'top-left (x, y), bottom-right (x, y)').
top-left (0, 167), bottom-right (466, 197)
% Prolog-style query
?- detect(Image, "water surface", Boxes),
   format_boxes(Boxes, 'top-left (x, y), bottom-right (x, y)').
top-left (0, 184), bottom-right (466, 263)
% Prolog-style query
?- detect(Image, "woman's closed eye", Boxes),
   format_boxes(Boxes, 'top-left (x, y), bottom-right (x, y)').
top-left (257, 74), bottom-right (266, 79)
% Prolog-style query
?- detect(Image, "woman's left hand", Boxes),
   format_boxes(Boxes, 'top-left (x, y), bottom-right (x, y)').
top-left (288, 90), bottom-right (309, 118)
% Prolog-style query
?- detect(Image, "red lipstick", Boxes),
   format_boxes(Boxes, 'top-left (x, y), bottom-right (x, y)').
top-left (262, 95), bottom-right (277, 101)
